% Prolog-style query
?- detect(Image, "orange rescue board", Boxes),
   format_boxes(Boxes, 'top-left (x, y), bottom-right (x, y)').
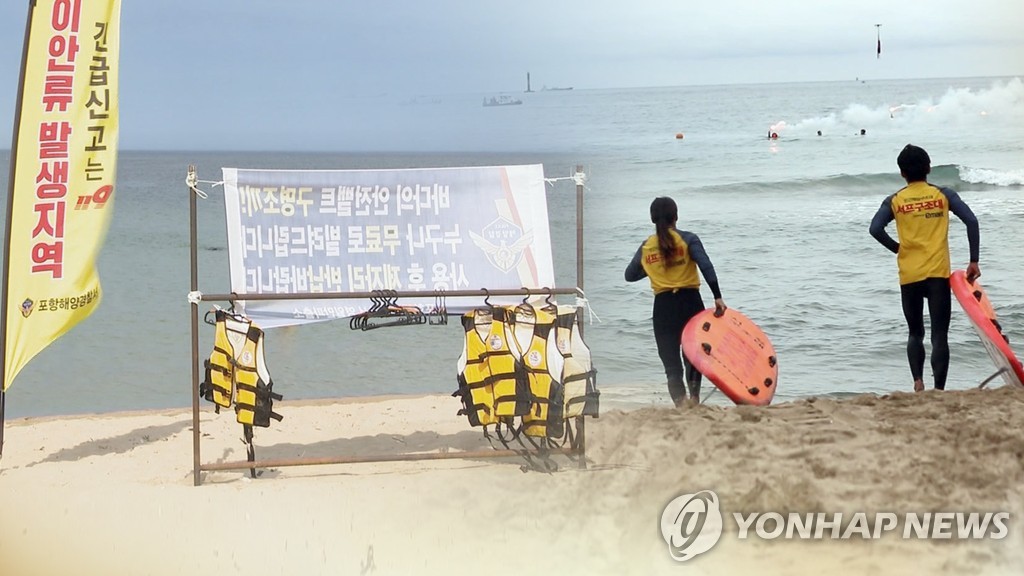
top-left (950, 270), bottom-right (1024, 387)
top-left (682, 308), bottom-right (778, 406)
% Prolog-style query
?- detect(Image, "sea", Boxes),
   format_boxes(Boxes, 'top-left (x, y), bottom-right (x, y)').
top-left (2, 75), bottom-right (1023, 418)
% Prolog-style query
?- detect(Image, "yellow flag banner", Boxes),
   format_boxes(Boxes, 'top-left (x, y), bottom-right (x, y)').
top-left (2, 0), bottom-right (121, 392)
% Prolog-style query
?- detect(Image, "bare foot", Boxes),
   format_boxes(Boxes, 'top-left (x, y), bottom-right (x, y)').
top-left (674, 397), bottom-right (699, 409)
top-left (913, 379), bottom-right (925, 392)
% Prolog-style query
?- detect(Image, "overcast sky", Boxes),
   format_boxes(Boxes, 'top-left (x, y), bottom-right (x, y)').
top-left (1, 0), bottom-right (1021, 150)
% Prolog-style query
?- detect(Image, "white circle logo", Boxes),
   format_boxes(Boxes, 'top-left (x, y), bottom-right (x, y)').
top-left (527, 350), bottom-right (543, 367)
top-left (488, 335), bottom-right (503, 351)
top-left (557, 337), bottom-right (570, 354)
top-left (659, 490), bottom-right (723, 562)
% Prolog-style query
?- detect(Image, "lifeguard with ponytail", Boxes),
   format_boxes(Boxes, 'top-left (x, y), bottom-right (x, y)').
top-left (625, 197), bottom-right (727, 406)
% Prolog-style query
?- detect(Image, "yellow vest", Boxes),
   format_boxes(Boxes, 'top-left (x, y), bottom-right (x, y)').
top-left (554, 306), bottom-right (599, 418)
top-left (202, 309), bottom-right (282, 427)
top-left (639, 230), bottom-right (700, 294)
top-left (486, 307), bottom-right (531, 419)
top-left (453, 309), bottom-right (500, 427)
top-left (509, 307), bottom-right (563, 439)
top-left (891, 182), bottom-right (951, 284)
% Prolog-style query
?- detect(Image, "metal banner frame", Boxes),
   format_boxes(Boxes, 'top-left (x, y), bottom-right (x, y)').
top-left (187, 165), bottom-right (590, 486)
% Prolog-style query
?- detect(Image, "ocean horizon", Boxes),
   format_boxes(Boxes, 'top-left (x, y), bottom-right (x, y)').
top-left (2, 75), bottom-right (1022, 418)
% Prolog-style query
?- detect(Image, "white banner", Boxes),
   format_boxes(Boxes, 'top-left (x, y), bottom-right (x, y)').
top-left (221, 164), bottom-right (555, 327)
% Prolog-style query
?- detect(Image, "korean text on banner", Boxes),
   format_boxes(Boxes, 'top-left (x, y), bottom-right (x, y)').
top-left (221, 165), bottom-right (555, 328)
top-left (2, 0), bottom-right (121, 391)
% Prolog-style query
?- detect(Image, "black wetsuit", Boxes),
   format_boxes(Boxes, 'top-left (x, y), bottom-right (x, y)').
top-left (869, 182), bottom-right (980, 390)
top-left (625, 229), bottom-right (722, 402)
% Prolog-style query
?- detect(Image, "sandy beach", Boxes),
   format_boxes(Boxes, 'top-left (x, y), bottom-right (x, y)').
top-left (1, 386), bottom-right (1023, 576)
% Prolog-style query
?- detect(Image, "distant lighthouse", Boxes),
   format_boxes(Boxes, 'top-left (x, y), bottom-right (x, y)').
top-left (525, 72), bottom-right (533, 93)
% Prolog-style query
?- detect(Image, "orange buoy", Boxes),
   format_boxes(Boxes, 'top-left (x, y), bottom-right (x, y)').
top-left (675, 133), bottom-right (684, 139)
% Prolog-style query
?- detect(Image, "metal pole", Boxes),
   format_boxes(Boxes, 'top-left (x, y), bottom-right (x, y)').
top-left (199, 446), bottom-right (579, 472)
top-left (978, 367), bottom-right (1008, 390)
top-left (1, 0), bottom-right (40, 459)
top-left (187, 165), bottom-right (592, 483)
top-left (575, 165), bottom-right (584, 304)
top-left (0, 392), bottom-right (5, 458)
top-left (573, 164), bottom-right (587, 470)
top-left (196, 287), bottom-right (580, 303)
top-left (188, 166), bottom-right (202, 486)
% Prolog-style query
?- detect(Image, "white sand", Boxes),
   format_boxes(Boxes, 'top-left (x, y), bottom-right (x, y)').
top-left (2, 387), bottom-right (1023, 575)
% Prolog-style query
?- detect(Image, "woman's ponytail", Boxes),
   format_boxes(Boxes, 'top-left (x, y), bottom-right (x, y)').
top-left (649, 197), bottom-right (678, 265)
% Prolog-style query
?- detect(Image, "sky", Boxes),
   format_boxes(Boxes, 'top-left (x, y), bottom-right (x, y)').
top-left (0, 0), bottom-right (1022, 150)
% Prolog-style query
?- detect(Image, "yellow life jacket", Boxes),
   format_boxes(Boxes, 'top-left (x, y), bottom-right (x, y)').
top-left (554, 306), bottom-right (600, 418)
top-left (486, 306), bottom-right (532, 419)
top-left (201, 309), bottom-right (283, 427)
top-left (639, 230), bottom-right (701, 294)
top-left (891, 182), bottom-right (952, 284)
top-left (453, 309), bottom-right (499, 427)
top-left (509, 306), bottom-right (564, 439)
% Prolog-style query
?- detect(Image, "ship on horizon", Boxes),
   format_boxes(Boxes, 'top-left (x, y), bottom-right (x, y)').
top-left (526, 72), bottom-right (572, 92)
